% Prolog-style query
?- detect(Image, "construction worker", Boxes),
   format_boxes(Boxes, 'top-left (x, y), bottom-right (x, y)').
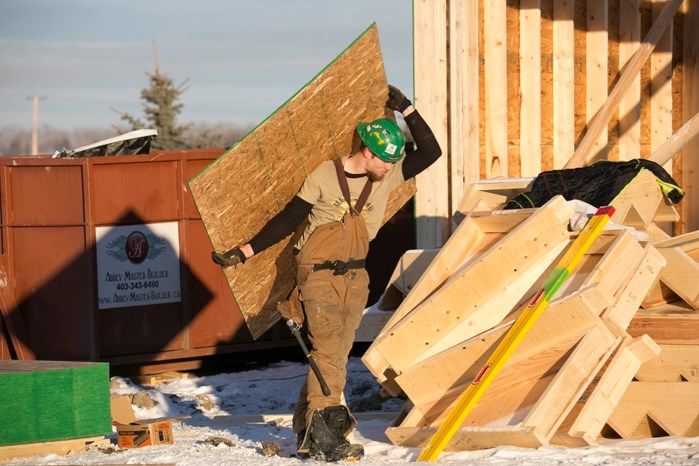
top-left (211, 84), bottom-right (441, 461)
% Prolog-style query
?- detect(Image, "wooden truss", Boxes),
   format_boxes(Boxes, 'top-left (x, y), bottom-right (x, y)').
top-left (362, 169), bottom-right (698, 450)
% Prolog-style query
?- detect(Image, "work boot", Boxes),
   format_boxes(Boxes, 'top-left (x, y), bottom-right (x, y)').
top-left (306, 406), bottom-right (364, 462)
top-left (297, 429), bottom-right (306, 450)
top-left (295, 429), bottom-right (310, 459)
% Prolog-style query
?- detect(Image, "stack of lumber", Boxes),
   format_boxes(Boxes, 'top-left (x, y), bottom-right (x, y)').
top-left (0, 360), bottom-right (112, 459)
top-left (361, 169), bottom-right (699, 451)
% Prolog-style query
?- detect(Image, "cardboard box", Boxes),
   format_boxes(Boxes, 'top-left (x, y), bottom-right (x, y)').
top-left (110, 395), bottom-right (188, 449)
top-left (115, 419), bottom-right (173, 448)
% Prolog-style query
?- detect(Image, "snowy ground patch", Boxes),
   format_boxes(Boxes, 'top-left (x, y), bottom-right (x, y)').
top-left (2, 357), bottom-right (698, 465)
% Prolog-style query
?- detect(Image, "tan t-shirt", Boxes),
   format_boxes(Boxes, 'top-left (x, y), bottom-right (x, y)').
top-left (295, 154), bottom-right (406, 250)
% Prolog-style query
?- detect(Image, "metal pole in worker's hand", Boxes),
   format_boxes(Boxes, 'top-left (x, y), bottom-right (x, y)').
top-left (286, 319), bottom-right (331, 396)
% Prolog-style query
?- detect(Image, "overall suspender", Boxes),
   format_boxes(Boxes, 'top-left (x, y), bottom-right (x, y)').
top-left (333, 157), bottom-right (372, 214)
top-left (311, 159), bottom-right (372, 275)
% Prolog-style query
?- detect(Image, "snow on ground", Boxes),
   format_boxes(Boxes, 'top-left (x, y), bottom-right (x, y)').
top-left (3, 357), bottom-right (698, 465)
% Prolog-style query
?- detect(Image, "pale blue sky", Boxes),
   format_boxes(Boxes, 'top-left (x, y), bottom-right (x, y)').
top-left (0, 0), bottom-right (413, 131)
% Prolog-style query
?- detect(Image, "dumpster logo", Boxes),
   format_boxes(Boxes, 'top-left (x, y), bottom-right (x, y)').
top-left (106, 230), bottom-right (168, 264)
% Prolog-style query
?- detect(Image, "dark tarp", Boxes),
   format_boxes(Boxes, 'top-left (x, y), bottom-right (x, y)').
top-left (505, 159), bottom-right (684, 210)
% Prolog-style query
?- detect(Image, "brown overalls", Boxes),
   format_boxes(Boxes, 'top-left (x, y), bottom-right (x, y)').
top-left (293, 159), bottom-right (372, 446)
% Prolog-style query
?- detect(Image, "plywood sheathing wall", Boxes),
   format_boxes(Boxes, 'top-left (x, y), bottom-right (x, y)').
top-left (188, 24), bottom-right (416, 339)
top-left (413, 0), bottom-right (699, 249)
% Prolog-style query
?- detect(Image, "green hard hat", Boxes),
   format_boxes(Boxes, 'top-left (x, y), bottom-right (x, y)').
top-left (356, 117), bottom-right (405, 163)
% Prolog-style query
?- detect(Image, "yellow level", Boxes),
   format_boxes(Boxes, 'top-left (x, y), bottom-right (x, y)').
top-left (417, 205), bottom-right (616, 462)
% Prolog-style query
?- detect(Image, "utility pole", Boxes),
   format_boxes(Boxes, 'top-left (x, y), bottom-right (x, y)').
top-left (26, 94), bottom-right (46, 155)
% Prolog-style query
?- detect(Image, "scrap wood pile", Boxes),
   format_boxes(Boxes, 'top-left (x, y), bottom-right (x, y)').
top-left (361, 164), bottom-right (699, 451)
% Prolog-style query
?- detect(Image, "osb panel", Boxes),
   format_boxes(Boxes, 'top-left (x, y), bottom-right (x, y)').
top-left (188, 24), bottom-right (416, 339)
top-left (285, 85), bottom-right (334, 177)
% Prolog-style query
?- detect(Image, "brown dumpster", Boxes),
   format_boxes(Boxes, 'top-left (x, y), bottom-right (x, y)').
top-left (0, 149), bottom-right (298, 373)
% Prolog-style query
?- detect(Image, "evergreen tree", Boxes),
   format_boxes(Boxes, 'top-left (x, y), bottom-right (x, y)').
top-left (116, 70), bottom-right (189, 150)
top-left (114, 43), bottom-right (223, 150)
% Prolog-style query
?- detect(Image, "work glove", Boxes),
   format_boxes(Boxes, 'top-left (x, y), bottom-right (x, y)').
top-left (211, 247), bottom-right (246, 268)
top-left (386, 84), bottom-right (412, 113)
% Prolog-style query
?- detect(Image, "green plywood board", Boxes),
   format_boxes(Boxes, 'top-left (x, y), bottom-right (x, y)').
top-left (0, 361), bottom-right (112, 446)
top-left (188, 23), bottom-right (416, 339)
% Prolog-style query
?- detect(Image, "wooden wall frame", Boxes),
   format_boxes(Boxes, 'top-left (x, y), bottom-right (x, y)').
top-left (412, 0), bottom-right (699, 247)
